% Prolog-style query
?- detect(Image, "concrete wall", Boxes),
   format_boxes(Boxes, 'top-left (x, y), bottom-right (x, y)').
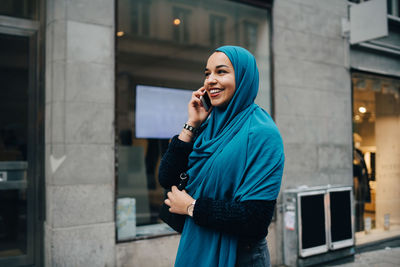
top-left (45, 0), bottom-right (116, 266)
top-left (272, 0), bottom-right (352, 264)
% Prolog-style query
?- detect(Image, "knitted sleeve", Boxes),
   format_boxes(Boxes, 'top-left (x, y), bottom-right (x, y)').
top-left (193, 198), bottom-right (276, 240)
top-left (158, 135), bottom-right (275, 240)
top-left (158, 135), bottom-right (193, 189)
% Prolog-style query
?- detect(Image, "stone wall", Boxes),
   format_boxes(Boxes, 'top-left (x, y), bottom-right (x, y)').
top-left (44, 0), bottom-right (116, 266)
top-left (272, 0), bottom-right (352, 264)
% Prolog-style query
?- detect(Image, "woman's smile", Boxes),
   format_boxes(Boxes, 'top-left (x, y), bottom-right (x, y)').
top-left (209, 87), bottom-right (224, 97)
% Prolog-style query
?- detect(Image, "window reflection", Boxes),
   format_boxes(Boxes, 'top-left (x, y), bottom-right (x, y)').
top-left (210, 15), bottom-right (226, 47)
top-left (244, 21), bottom-right (258, 52)
top-left (173, 7), bottom-right (191, 44)
top-left (0, 0), bottom-right (38, 20)
top-left (130, 1), bottom-right (150, 36)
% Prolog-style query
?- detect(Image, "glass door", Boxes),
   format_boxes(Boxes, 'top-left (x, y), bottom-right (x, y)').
top-left (0, 28), bottom-right (40, 266)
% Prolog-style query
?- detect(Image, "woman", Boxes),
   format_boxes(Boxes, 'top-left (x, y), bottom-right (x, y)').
top-left (159, 46), bottom-right (284, 267)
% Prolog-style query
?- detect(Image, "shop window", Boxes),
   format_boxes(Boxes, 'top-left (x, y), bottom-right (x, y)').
top-left (209, 15), bottom-right (226, 47)
top-left (116, 0), bottom-right (271, 240)
top-left (352, 72), bottom-right (400, 237)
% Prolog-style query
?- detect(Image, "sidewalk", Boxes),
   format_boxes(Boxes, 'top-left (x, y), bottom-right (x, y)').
top-left (329, 246), bottom-right (400, 267)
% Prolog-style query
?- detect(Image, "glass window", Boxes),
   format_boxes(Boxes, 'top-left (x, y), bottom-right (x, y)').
top-left (116, 0), bottom-right (271, 239)
top-left (0, 0), bottom-right (38, 20)
top-left (352, 72), bottom-right (400, 236)
top-left (0, 33), bottom-right (29, 259)
top-left (387, 0), bottom-right (400, 16)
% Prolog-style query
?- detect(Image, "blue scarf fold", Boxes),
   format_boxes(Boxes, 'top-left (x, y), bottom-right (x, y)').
top-left (175, 46), bottom-right (284, 267)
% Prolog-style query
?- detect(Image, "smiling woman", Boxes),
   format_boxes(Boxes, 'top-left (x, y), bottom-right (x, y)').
top-left (159, 46), bottom-right (284, 267)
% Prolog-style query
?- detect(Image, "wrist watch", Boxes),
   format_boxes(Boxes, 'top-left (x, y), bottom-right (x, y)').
top-left (187, 200), bottom-right (196, 217)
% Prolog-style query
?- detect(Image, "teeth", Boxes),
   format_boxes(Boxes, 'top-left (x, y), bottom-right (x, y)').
top-left (210, 89), bottom-right (222, 94)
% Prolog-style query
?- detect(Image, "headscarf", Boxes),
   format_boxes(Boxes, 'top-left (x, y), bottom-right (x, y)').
top-left (175, 46), bottom-right (285, 267)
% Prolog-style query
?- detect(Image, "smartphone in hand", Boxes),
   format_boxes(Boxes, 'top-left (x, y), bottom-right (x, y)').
top-left (200, 93), bottom-right (211, 111)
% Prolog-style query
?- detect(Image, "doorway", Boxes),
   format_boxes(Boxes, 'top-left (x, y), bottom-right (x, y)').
top-left (0, 21), bottom-right (44, 266)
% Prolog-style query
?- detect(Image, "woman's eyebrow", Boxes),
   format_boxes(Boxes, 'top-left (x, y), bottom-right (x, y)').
top-left (216, 64), bottom-right (229, 69)
top-left (204, 65), bottom-right (230, 71)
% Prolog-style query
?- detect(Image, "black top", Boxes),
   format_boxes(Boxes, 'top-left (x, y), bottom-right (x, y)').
top-left (158, 135), bottom-right (276, 241)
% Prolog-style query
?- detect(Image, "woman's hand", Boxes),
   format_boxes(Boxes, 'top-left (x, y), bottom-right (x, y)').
top-left (164, 186), bottom-right (195, 215)
top-left (187, 87), bottom-right (212, 128)
top-left (178, 87), bottom-right (212, 142)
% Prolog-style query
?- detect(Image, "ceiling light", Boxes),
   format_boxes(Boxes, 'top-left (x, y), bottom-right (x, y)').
top-left (117, 31), bottom-right (124, 37)
top-left (358, 106), bottom-right (366, 113)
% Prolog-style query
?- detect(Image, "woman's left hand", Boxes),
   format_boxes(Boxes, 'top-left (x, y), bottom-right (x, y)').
top-left (164, 186), bottom-right (195, 215)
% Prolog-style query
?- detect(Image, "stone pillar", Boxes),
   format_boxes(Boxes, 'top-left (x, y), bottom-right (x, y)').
top-left (45, 0), bottom-right (116, 266)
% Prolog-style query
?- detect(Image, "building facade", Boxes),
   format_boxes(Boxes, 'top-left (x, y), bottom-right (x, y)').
top-left (0, 0), bottom-right (398, 266)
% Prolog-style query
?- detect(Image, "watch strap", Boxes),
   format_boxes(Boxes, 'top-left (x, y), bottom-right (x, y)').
top-left (187, 199), bottom-right (196, 217)
top-left (183, 123), bottom-right (197, 134)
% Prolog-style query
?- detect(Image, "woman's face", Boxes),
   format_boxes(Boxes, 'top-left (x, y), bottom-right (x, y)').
top-left (204, 52), bottom-right (236, 108)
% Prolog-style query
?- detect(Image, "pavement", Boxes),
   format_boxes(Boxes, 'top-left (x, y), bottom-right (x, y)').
top-left (329, 246), bottom-right (400, 267)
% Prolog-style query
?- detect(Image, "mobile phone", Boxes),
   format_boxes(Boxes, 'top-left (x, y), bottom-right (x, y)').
top-left (200, 93), bottom-right (211, 111)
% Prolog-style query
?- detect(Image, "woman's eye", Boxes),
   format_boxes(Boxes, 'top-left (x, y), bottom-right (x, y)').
top-left (204, 72), bottom-right (210, 77)
top-left (218, 70), bottom-right (227, 74)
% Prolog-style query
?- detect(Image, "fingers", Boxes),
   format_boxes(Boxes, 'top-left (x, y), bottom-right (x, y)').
top-left (167, 191), bottom-right (172, 199)
top-left (193, 87), bottom-right (206, 98)
top-left (164, 198), bottom-right (171, 207)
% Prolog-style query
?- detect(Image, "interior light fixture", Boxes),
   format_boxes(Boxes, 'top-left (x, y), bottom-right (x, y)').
top-left (117, 31), bottom-right (124, 37)
top-left (358, 106), bottom-right (367, 113)
top-left (173, 18), bottom-right (181, 26)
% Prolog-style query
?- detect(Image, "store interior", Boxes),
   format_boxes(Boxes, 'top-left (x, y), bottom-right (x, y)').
top-left (352, 72), bottom-right (400, 243)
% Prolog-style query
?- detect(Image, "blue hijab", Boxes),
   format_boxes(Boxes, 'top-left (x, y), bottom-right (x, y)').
top-left (175, 46), bottom-right (284, 267)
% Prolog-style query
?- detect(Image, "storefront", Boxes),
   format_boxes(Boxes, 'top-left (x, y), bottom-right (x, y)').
top-left (352, 71), bottom-right (400, 240)
top-left (2, 0), bottom-right (399, 266)
top-left (350, 0), bottom-right (400, 246)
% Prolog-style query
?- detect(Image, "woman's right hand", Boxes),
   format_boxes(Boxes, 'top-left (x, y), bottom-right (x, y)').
top-left (187, 87), bottom-right (212, 128)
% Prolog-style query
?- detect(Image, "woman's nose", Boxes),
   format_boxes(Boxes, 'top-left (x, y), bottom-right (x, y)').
top-left (206, 75), bottom-right (217, 85)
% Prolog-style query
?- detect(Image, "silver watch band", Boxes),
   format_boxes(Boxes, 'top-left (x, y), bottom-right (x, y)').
top-left (187, 200), bottom-right (196, 217)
